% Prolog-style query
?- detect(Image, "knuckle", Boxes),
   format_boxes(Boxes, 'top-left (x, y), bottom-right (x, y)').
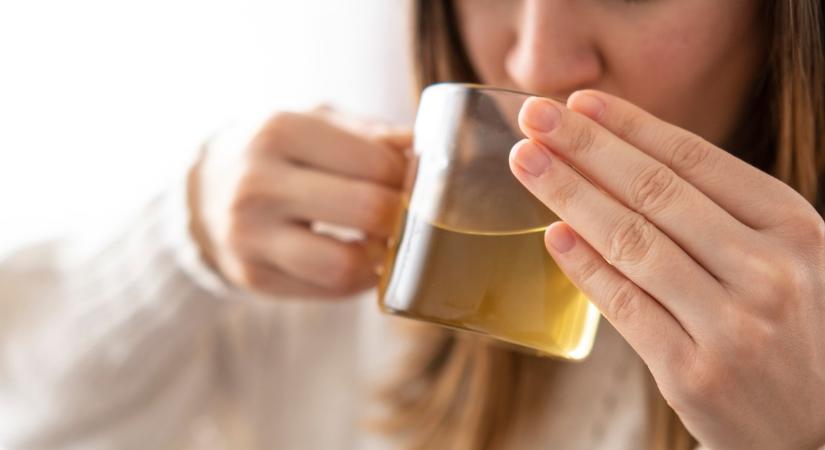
top-left (749, 251), bottom-right (796, 293)
top-left (754, 291), bottom-right (791, 321)
top-left (665, 133), bottom-right (714, 175)
top-left (353, 187), bottom-right (398, 233)
top-left (254, 112), bottom-right (301, 157)
top-left (727, 314), bottom-right (776, 357)
top-left (326, 247), bottom-right (365, 291)
top-left (550, 174), bottom-right (581, 210)
top-left (228, 190), bottom-right (271, 217)
top-left (372, 156), bottom-right (403, 186)
top-left (613, 111), bottom-right (644, 141)
top-left (793, 207), bottom-right (825, 246)
top-left (223, 217), bottom-right (250, 253)
top-left (604, 281), bottom-right (641, 323)
top-left (740, 252), bottom-right (800, 319)
top-left (628, 165), bottom-right (682, 215)
top-left (230, 262), bottom-right (264, 290)
top-left (264, 111), bottom-right (297, 136)
top-left (739, 250), bottom-right (772, 287)
top-left (607, 215), bottom-right (657, 266)
top-left (309, 103), bottom-right (335, 116)
top-left (575, 256), bottom-right (604, 286)
top-left (231, 169), bottom-right (289, 214)
top-left (567, 123), bottom-right (598, 156)
top-left (772, 255), bottom-right (805, 291)
top-left (813, 215), bottom-right (825, 246)
top-left (808, 215), bottom-right (825, 248)
top-left (680, 359), bottom-right (725, 403)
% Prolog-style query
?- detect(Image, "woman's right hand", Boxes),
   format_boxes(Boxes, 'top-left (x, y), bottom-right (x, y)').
top-left (188, 107), bottom-right (411, 299)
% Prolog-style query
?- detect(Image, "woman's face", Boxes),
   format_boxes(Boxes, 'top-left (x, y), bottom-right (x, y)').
top-left (454, 0), bottom-right (767, 147)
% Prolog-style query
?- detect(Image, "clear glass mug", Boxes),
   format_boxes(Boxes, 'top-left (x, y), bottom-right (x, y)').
top-left (378, 83), bottom-right (601, 360)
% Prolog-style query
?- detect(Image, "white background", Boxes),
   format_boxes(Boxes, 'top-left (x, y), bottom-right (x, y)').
top-left (0, 0), bottom-right (414, 255)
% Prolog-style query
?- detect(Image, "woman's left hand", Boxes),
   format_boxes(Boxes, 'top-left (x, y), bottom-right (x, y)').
top-left (509, 90), bottom-right (825, 450)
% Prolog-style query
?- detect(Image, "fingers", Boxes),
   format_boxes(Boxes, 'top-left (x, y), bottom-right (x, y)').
top-left (374, 128), bottom-right (414, 153)
top-left (543, 221), bottom-right (695, 375)
top-left (258, 112), bottom-right (408, 188)
top-left (230, 222), bottom-right (383, 295)
top-left (220, 258), bottom-right (360, 299)
top-left (510, 138), bottom-right (727, 332)
top-left (198, 108), bottom-right (409, 299)
top-left (237, 161), bottom-right (404, 238)
top-left (310, 103), bottom-right (413, 152)
top-left (518, 96), bottom-right (760, 281)
top-left (281, 163), bottom-right (404, 237)
top-left (564, 90), bottom-right (809, 231)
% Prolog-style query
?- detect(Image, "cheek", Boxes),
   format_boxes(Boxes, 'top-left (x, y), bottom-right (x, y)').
top-left (614, 21), bottom-right (717, 120)
top-left (454, 0), bottom-right (518, 85)
top-left (607, 12), bottom-right (761, 144)
top-left (461, 26), bottom-right (514, 84)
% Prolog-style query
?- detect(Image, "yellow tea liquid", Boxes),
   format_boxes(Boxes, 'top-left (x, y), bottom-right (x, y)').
top-left (378, 210), bottom-right (600, 360)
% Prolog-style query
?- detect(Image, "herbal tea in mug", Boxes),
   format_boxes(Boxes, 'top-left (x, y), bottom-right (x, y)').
top-left (378, 83), bottom-right (600, 360)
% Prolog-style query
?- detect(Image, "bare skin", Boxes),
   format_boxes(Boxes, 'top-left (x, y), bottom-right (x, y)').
top-left (456, 0), bottom-right (825, 448)
top-left (190, 108), bottom-right (410, 298)
top-left (191, 0), bottom-right (825, 447)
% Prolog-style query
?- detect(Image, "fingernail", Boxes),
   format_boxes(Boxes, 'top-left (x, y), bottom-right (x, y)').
top-left (568, 92), bottom-right (605, 120)
top-left (522, 98), bottom-right (561, 133)
top-left (511, 140), bottom-right (552, 177)
top-left (546, 223), bottom-right (576, 253)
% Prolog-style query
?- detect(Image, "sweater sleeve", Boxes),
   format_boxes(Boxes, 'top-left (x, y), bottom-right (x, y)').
top-left (0, 172), bottom-right (241, 450)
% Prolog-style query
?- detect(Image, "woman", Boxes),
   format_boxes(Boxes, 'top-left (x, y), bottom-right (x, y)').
top-left (1, 0), bottom-right (823, 449)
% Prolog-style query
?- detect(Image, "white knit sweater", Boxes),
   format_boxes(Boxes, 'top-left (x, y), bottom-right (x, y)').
top-left (0, 176), bottom-right (653, 450)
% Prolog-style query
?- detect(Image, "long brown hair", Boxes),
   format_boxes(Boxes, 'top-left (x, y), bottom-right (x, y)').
top-left (374, 1), bottom-right (825, 449)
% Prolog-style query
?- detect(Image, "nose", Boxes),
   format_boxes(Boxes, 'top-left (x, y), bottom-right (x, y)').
top-left (505, 0), bottom-right (602, 99)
